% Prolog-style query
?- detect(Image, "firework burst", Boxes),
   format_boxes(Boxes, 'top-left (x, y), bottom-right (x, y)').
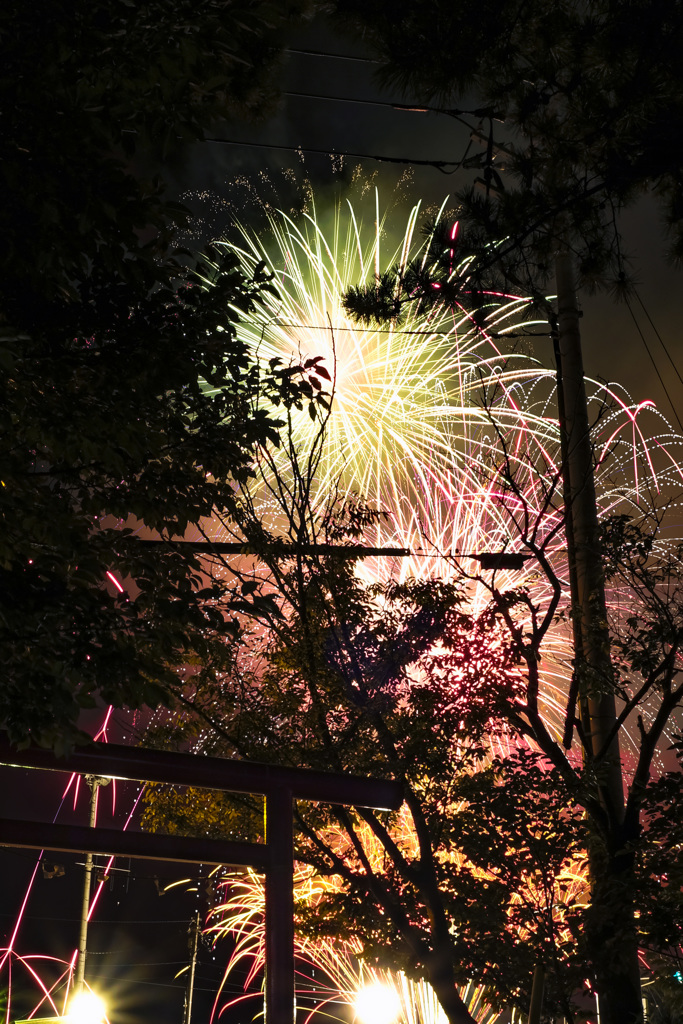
top-left (207, 190), bottom-right (682, 745)
top-left (5, 188), bottom-right (682, 1024)
top-left (206, 807), bottom-right (590, 1024)
top-left (214, 192), bottom-right (556, 519)
top-left (207, 861), bottom-right (503, 1024)
top-left (194, 189), bottom-right (682, 1022)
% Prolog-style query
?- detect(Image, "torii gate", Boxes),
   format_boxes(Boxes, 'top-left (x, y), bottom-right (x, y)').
top-left (0, 741), bottom-right (402, 1024)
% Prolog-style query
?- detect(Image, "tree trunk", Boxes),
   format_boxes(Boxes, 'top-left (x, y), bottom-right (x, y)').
top-left (425, 947), bottom-right (478, 1024)
top-left (586, 838), bottom-right (643, 1024)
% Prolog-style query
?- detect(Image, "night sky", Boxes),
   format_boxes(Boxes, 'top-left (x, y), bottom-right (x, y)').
top-left (2, 9), bottom-right (682, 1024)
top-left (167, 14), bottom-right (683, 425)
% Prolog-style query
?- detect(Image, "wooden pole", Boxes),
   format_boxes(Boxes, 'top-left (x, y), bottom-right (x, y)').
top-left (527, 964), bottom-right (545, 1024)
top-left (555, 253), bottom-right (643, 1024)
top-left (74, 776), bottom-right (109, 993)
top-left (183, 911), bottom-right (201, 1024)
top-left (555, 252), bottom-right (624, 815)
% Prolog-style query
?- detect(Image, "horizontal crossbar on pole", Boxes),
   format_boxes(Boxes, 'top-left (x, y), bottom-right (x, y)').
top-left (0, 742), bottom-right (403, 811)
top-left (134, 540), bottom-right (411, 558)
top-left (0, 817), bottom-right (270, 868)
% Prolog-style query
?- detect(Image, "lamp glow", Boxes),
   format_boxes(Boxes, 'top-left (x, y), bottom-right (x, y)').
top-left (354, 982), bottom-right (402, 1024)
top-left (68, 991), bottom-right (106, 1024)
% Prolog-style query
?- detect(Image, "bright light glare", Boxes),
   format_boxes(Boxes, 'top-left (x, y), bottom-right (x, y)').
top-left (354, 982), bottom-right (402, 1024)
top-left (68, 991), bottom-right (106, 1024)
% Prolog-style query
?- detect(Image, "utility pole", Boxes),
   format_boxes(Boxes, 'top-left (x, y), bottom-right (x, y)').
top-left (555, 253), bottom-right (642, 1024)
top-left (74, 775), bottom-right (110, 994)
top-left (183, 910), bottom-right (201, 1024)
top-left (527, 964), bottom-right (545, 1024)
top-left (555, 252), bottom-right (624, 812)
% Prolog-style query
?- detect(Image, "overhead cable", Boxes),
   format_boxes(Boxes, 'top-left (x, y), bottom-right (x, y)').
top-left (250, 320), bottom-right (550, 339)
top-left (204, 135), bottom-right (464, 174)
top-left (282, 89), bottom-right (495, 126)
top-left (624, 293), bottom-right (683, 432)
top-left (284, 46), bottom-right (378, 63)
top-left (634, 287), bottom-right (683, 390)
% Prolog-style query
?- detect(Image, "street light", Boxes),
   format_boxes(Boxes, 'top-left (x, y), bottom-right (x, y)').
top-left (354, 983), bottom-right (402, 1024)
top-left (67, 991), bottom-right (107, 1024)
top-left (14, 990), bottom-right (107, 1024)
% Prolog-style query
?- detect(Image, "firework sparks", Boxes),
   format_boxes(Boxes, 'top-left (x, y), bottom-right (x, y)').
top-left (208, 190), bottom-right (681, 747)
top-left (5, 188), bottom-right (682, 1024)
top-left (207, 862), bottom-right (502, 1024)
top-left (211, 193), bottom-right (555, 519)
top-left (195, 189), bottom-right (680, 1022)
top-left (204, 803), bottom-right (590, 1022)
top-left (0, 710), bottom-right (134, 1024)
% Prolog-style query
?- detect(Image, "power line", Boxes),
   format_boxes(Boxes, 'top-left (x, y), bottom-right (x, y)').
top-left (85, 974), bottom-right (218, 993)
top-left (251, 320), bottom-right (550, 339)
top-left (634, 287), bottom-right (683, 390)
top-left (88, 957), bottom-right (188, 966)
top-left (122, 124), bottom-right (466, 172)
top-left (203, 88), bottom-right (491, 170)
top-left (624, 293), bottom-right (683, 433)
top-left (282, 89), bottom-right (433, 112)
top-left (280, 50), bottom-right (506, 117)
top-left (204, 135), bottom-right (463, 174)
top-left (284, 46), bottom-right (378, 64)
top-left (281, 89), bottom-right (492, 125)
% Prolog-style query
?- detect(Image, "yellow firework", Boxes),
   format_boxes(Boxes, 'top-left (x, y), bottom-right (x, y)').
top-left (207, 856), bottom-right (502, 1024)
top-left (209, 191), bottom-right (683, 746)
top-left (196, 190), bottom-right (680, 1022)
top-left (215, 192), bottom-right (556, 513)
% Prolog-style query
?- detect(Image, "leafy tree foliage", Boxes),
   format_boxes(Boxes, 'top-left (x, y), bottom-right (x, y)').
top-left (0, 0), bottom-right (315, 748)
top-left (332, 0), bottom-right (683, 292)
top-left (0, 248), bottom-right (331, 749)
top-left (143, 407), bottom-right (683, 1024)
top-left (2, 0), bottom-right (312, 317)
top-left (331, 13), bottom-right (683, 1014)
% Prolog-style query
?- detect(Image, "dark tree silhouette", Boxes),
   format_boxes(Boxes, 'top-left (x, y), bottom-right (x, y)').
top-left (144, 393), bottom-right (682, 1024)
top-left (0, 0), bottom-right (315, 747)
top-left (332, 0), bottom-right (683, 294)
